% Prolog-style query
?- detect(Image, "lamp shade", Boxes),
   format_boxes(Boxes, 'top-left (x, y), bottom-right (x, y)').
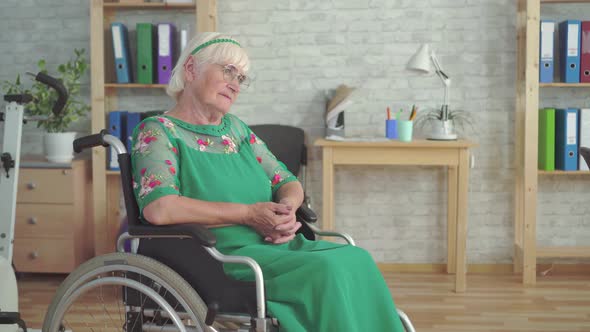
top-left (406, 43), bottom-right (432, 74)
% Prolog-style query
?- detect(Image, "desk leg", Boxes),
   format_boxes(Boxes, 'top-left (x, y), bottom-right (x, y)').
top-left (447, 166), bottom-right (458, 274)
top-left (322, 147), bottom-right (334, 231)
top-left (455, 149), bottom-right (470, 293)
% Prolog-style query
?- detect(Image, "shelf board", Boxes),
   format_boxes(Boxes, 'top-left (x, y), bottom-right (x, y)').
top-left (538, 170), bottom-right (590, 175)
top-left (540, 83), bottom-right (590, 87)
top-left (106, 170), bottom-right (121, 176)
top-left (542, 0), bottom-right (590, 3)
top-left (537, 246), bottom-right (590, 258)
top-left (103, 2), bottom-right (195, 10)
top-left (105, 83), bottom-right (166, 89)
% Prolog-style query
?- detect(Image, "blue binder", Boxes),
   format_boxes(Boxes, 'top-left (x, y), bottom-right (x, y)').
top-left (559, 20), bottom-right (581, 83)
top-left (540, 20), bottom-right (555, 83)
top-left (555, 108), bottom-right (579, 171)
top-left (126, 112), bottom-right (141, 153)
top-left (111, 23), bottom-right (132, 84)
top-left (108, 111), bottom-right (127, 170)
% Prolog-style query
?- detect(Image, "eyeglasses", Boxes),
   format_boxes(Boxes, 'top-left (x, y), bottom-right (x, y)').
top-left (219, 64), bottom-right (250, 88)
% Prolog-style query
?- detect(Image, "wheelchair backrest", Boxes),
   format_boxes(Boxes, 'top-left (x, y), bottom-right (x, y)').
top-left (250, 124), bottom-right (306, 177)
top-left (119, 153), bottom-right (141, 227)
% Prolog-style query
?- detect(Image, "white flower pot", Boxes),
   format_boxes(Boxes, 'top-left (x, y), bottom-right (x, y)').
top-left (428, 120), bottom-right (458, 140)
top-left (44, 132), bottom-right (77, 163)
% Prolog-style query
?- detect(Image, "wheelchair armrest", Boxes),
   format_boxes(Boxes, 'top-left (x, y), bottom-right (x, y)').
top-left (296, 205), bottom-right (317, 223)
top-left (306, 223), bottom-right (356, 246)
top-left (128, 223), bottom-right (217, 247)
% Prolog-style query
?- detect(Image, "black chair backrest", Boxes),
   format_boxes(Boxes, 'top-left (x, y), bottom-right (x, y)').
top-left (250, 124), bottom-right (306, 177)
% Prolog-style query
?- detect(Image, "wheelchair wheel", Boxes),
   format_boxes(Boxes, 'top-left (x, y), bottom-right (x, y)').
top-left (42, 252), bottom-right (208, 332)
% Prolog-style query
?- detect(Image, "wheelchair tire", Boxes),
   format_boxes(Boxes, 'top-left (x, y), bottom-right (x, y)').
top-left (42, 252), bottom-right (208, 332)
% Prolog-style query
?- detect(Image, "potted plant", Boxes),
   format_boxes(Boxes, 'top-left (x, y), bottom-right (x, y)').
top-left (414, 106), bottom-right (474, 140)
top-left (2, 48), bottom-right (90, 163)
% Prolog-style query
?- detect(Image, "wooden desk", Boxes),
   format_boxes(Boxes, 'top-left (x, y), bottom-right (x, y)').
top-left (315, 138), bottom-right (476, 292)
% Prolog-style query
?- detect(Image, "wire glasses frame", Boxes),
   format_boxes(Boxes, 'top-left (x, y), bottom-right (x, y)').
top-left (220, 64), bottom-right (250, 88)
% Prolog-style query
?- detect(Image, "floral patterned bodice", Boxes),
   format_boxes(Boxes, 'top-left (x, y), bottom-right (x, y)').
top-left (130, 113), bottom-right (297, 219)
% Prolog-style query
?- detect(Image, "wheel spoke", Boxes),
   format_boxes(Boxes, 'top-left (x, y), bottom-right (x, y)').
top-left (98, 281), bottom-right (118, 327)
top-left (115, 272), bottom-right (124, 325)
top-left (43, 253), bottom-right (205, 332)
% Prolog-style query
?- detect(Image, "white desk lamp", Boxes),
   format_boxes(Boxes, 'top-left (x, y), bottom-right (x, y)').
top-left (407, 44), bottom-right (457, 140)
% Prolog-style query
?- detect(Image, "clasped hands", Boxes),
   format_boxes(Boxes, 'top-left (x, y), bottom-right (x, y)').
top-left (246, 199), bottom-right (302, 244)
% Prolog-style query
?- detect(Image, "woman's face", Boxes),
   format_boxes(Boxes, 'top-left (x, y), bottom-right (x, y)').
top-left (189, 61), bottom-right (243, 114)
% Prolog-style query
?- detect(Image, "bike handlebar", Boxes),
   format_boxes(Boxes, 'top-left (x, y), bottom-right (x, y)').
top-left (27, 72), bottom-right (68, 116)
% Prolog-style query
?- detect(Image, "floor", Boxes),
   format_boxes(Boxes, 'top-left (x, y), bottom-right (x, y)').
top-left (15, 271), bottom-right (590, 331)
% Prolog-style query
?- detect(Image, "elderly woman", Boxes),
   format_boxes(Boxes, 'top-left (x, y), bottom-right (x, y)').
top-left (131, 32), bottom-right (405, 331)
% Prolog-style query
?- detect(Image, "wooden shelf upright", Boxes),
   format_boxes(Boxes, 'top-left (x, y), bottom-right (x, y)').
top-left (89, 0), bottom-right (217, 255)
top-left (515, 0), bottom-right (590, 285)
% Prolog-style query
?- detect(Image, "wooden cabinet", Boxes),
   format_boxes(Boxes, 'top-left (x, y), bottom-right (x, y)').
top-left (515, 0), bottom-right (590, 285)
top-left (13, 159), bottom-right (92, 273)
top-left (89, 0), bottom-right (217, 254)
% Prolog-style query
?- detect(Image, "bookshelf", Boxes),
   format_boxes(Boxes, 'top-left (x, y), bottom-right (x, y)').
top-left (538, 170), bottom-right (590, 175)
top-left (515, 0), bottom-right (590, 285)
top-left (540, 82), bottom-right (590, 87)
top-left (89, 0), bottom-right (217, 255)
top-left (104, 83), bottom-right (167, 89)
top-left (103, 3), bottom-right (197, 9)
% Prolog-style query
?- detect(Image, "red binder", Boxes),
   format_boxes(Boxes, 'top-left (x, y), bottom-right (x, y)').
top-left (580, 21), bottom-right (590, 82)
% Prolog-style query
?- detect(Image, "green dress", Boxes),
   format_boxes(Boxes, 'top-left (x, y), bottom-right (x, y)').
top-left (131, 114), bottom-right (405, 332)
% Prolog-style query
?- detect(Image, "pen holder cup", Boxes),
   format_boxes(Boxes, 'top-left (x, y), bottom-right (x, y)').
top-left (397, 120), bottom-right (414, 142)
top-left (385, 119), bottom-right (398, 139)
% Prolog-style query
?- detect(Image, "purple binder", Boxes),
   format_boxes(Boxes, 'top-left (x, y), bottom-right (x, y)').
top-left (157, 23), bottom-right (175, 84)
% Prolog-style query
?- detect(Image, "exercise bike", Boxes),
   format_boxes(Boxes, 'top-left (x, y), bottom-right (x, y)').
top-left (0, 72), bottom-right (68, 331)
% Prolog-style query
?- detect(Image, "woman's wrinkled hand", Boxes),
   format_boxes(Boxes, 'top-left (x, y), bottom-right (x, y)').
top-left (245, 201), bottom-right (301, 244)
top-left (264, 198), bottom-right (301, 244)
top-left (245, 202), bottom-right (291, 235)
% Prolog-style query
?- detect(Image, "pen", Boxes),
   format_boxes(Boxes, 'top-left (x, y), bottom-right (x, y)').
top-left (396, 108), bottom-right (403, 120)
top-left (387, 106), bottom-right (391, 120)
top-left (409, 105), bottom-right (418, 121)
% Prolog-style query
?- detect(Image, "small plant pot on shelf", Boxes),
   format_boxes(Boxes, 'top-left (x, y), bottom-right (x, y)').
top-left (43, 132), bottom-right (77, 163)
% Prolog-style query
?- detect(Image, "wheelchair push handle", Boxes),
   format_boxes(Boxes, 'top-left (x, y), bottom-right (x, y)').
top-left (27, 72), bottom-right (68, 116)
top-left (73, 129), bottom-right (110, 153)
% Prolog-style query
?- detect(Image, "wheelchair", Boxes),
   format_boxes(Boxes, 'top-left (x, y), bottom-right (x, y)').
top-left (42, 125), bottom-right (416, 332)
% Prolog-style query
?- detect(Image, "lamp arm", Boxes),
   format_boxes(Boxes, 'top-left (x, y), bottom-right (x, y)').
top-left (430, 52), bottom-right (451, 119)
top-left (430, 52), bottom-right (451, 85)
top-left (441, 85), bottom-right (450, 121)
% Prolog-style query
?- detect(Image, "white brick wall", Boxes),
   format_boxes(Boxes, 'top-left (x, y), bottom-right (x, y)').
top-left (1, 0), bottom-right (589, 264)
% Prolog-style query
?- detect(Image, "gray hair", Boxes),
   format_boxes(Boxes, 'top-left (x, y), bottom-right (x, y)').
top-left (166, 32), bottom-right (250, 101)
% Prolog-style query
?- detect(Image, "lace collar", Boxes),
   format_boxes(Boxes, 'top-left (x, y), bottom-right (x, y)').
top-left (162, 114), bottom-right (231, 136)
